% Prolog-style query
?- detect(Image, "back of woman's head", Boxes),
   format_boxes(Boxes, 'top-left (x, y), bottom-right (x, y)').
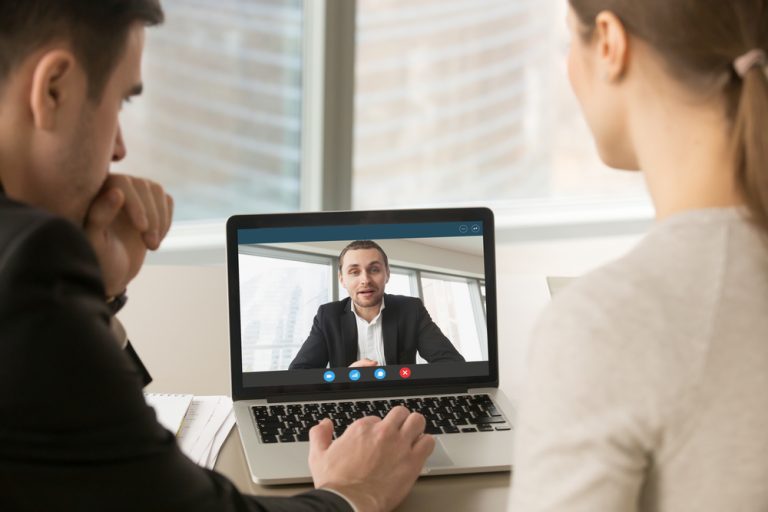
top-left (569, 0), bottom-right (768, 232)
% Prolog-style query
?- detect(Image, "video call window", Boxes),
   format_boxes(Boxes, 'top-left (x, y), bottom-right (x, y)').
top-left (238, 237), bottom-right (487, 372)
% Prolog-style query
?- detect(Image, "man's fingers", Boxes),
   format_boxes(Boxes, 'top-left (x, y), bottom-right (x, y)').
top-left (350, 415), bottom-right (382, 429)
top-left (163, 194), bottom-right (174, 239)
top-left (308, 418), bottom-right (334, 457)
top-left (381, 406), bottom-right (410, 430)
top-left (109, 175), bottom-right (148, 232)
top-left (412, 433), bottom-right (436, 461)
top-left (104, 174), bottom-right (173, 249)
top-left (153, 185), bottom-right (173, 242)
top-left (151, 182), bottom-right (167, 239)
top-left (85, 188), bottom-right (124, 231)
top-left (134, 180), bottom-right (160, 249)
top-left (400, 412), bottom-right (427, 444)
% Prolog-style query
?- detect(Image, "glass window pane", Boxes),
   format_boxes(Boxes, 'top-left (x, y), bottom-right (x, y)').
top-left (354, 0), bottom-right (646, 209)
top-left (421, 276), bottom-right (484, 361)
top-left (239, 253), bottom-right (331, 372)
top-left (385, 271), bottom-right (414, 296)
top-left (116, 0), bottom-right (304, 220)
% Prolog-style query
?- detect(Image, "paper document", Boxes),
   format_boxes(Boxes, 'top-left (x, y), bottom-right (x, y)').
top-left (144, 393), bottom-right (193, 435)
top-left (177, 395), bottom-right (235, 469)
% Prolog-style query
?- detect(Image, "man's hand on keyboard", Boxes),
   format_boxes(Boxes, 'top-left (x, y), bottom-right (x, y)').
top-left (308, 406), bottom-right (435, 512)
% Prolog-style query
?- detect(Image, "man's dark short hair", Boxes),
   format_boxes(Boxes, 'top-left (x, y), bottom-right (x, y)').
top-left (0, 0), bottom-right (164, 100)
top-left (338, 240), bottom-right (389, 273)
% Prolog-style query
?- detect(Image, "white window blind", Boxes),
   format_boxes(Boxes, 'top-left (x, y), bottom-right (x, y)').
top-left (115, 0), bottom-right (305, 220)
top-left (353, 0), bottom-right (647, 209)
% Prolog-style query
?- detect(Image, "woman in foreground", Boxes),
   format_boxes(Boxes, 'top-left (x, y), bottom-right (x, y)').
top-left (510, 1), bottom-right (768, 510)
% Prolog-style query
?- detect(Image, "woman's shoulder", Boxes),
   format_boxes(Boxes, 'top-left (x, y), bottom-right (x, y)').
top-left (546, 208), bottom-right (762, 328)
top-left (531, 207), bottom-right (765, 383)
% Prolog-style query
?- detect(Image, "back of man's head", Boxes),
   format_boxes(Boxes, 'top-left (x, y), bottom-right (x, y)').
top-left (0, 0), bottom-right (164, 100)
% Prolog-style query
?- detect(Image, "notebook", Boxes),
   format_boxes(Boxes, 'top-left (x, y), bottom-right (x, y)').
top-left (226, 207), bottom-right (515, 484)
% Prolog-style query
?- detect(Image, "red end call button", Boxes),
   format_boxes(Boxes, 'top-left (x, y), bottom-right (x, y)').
top-left (399, 367), bottom-right (411, 379)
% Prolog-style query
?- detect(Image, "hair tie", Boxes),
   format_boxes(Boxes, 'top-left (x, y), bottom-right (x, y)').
top-left (734, 49), bottom-right (767, 78)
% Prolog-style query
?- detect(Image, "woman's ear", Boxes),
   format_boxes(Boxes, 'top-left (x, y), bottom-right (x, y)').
top-left (593, 10), bottom-right (630, 82)
top-left (29, 50), bottom-right (78, 131)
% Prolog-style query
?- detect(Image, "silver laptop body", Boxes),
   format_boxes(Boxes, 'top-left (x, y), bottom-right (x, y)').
top-left (226, 208), bottom-right (515, 484)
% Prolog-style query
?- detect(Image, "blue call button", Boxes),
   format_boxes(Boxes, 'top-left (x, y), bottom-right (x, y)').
top-left (349, 369), bottom-right (361, 381)
top-left (323, 370), bottom-right (336, 383)
top-left (374, 368), bottom-right (387, 380)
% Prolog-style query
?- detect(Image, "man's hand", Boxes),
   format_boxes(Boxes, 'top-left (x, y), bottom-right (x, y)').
top-left (349, 358), bottom-right (379, 368)
top-left (309, 406), bottom-right (435, 512)
top-left (84, 174), bottom-right (173, 297)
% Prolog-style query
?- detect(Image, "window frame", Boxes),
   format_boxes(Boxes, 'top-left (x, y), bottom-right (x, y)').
top-left (142, 0), bottom-right (654, 266)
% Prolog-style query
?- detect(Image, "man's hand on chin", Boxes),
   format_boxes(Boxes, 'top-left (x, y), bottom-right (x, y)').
top-left (309, 407), bottom-right (435, 512)
top-left (84, 173), bottom-right (173, 298)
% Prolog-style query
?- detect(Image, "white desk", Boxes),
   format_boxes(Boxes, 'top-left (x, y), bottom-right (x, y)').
top-left (119, 265), bottom-right (551, 510)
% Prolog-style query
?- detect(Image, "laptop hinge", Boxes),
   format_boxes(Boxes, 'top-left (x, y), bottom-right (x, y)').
top-left (266, 385), bottom-right (469, 403)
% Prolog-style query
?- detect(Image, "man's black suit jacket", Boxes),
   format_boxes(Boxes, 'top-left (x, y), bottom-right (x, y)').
top-left (0, 192), bottom-right (350, 511)
top-left (289, 294), bottom-right (465, 369)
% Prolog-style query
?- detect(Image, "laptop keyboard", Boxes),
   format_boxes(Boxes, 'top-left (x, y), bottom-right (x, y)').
top-left (251, 394), bottom-right (510, 444)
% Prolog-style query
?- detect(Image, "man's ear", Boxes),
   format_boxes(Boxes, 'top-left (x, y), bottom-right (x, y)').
top-left (593, 10), bottom-right (629, 82)
top-left (29, 50), bottom-right (79, 131)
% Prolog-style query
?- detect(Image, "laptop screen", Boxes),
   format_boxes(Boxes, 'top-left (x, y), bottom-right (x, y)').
top-left (226, 208), bottom-right (498, 399)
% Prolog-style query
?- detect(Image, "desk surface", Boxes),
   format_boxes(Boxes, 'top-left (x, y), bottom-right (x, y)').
top-left (119, 265), bottom-right (550, 511)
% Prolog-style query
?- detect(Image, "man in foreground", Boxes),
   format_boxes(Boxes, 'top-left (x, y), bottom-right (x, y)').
top-left (0, 1), bottom-right (433, 510)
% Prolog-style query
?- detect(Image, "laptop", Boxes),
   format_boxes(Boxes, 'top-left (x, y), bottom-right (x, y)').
top-left (226, 207), bottom-right (515, 484)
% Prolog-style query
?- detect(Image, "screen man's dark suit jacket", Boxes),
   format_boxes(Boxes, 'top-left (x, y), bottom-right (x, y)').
top-left (0, 192), bottom-right (350, 511)
top-left (289, 294), bottom-right (465, 369)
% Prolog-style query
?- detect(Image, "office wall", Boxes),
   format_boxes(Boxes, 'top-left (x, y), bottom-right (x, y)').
top-left (149, 232), bottom-right (642, 278)
top-left (496, 233), bottom-right (642, 277)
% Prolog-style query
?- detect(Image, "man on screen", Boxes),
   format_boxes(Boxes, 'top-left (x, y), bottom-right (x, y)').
top-left (289, 240), bottom-right (466, 370)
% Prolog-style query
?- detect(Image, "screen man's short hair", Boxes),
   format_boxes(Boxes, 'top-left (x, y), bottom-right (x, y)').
top-left (338, 240), bottom-right (389, 273)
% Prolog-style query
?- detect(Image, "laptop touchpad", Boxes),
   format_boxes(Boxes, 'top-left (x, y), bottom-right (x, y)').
top-left (425, 438), bottom-right (454, 469)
